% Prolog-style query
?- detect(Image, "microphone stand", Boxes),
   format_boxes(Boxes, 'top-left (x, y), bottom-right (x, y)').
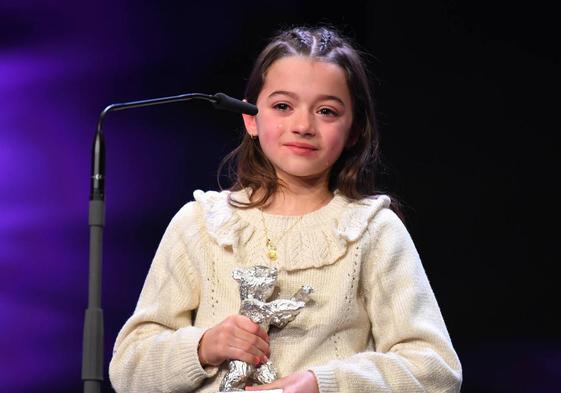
top-left (81, 92), bottom-right (257, 393)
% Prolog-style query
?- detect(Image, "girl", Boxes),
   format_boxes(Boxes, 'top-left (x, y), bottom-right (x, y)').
top-left (109, 26), bottom-right (462, 393)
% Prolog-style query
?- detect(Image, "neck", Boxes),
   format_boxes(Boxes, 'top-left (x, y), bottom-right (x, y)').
top-left (257, 180), bottom-right (333, 216)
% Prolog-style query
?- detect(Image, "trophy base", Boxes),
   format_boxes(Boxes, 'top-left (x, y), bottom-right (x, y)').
top-left (217, 391), bottom-right (283, 393)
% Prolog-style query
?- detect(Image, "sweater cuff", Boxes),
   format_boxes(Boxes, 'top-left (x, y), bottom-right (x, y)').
top-left (309, 365), bottom-right (338, 393)
top-left (173, 327), bottom-right (219, 386)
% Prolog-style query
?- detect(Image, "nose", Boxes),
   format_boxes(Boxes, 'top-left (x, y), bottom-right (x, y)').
top-left (292, 110), bottom-right (315, 137)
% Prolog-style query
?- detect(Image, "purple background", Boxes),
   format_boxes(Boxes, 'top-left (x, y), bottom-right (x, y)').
top-left (1, 2), bottom-right (559, 392)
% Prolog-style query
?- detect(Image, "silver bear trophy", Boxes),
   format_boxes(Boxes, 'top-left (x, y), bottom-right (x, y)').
top-left (219, 265), bottom-right (313, 392)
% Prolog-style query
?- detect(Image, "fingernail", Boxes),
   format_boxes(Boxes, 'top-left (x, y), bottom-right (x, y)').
top-left (262, 356), bottom-right (269, 363)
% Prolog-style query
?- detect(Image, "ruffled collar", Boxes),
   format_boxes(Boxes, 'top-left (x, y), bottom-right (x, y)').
top-left (193, 189), bottom-right (390, 271)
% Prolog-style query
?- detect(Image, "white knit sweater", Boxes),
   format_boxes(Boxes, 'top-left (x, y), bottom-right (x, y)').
top-left (109, 189), bottom-right (462, 393)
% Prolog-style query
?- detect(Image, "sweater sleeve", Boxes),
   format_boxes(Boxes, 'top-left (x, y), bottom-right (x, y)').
top-left (309, 209), bottom-right (462, 393)
top-left (109, 202), bottom-right (218, 393)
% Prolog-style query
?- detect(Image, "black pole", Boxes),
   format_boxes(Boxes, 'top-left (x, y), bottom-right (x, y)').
top-left (81, 92), bottom-right (257, 393)
top-left (82, 130), bottom-right (105, 393)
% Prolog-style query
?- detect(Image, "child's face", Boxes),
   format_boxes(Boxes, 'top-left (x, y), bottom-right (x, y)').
top-left (243, 56), bottom-right (353, 186)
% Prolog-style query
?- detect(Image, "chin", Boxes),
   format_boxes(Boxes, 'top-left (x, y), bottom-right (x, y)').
top-left (277, 168), bottom-right (329, 181)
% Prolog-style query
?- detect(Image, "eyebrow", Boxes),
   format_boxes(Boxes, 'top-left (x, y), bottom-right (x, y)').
top-left (268, 90), bottom-right (346, 106)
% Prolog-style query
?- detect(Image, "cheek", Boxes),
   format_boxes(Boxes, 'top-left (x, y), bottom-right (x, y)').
top-left (327, 130), bottom-right (349, 153)
top-left (256, 113), bottom-right (284, 134)
top-left (323, 133), bottom-right (349, 165)
top-left (257, 118), bottom-right (284, 145)
top-left (256, 128), bottom-right (278, 154)
top-left (328, 145), bottom-right (346, 164)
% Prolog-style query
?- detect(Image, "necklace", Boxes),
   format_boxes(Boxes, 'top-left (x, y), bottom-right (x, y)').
top-left (260, 210), bottom-right (303, 261)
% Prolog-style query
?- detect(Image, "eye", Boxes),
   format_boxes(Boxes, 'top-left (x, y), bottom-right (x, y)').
top-left (273, 103), bottom-right (291, 111)
top-left (318, 107), bottom-right (338, 116)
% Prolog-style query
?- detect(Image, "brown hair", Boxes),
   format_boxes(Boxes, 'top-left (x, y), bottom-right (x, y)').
top-left (220, 25), bottom-right (390, 209)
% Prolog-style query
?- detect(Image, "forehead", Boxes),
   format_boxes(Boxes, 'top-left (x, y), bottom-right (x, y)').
top-left (261, 56), bottom-right (351, 102)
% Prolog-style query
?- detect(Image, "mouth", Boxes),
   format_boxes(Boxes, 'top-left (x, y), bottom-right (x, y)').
top-left (284, 142), bottom-right (318, 152)
top-left (284, 143), bottom-right (319, 156)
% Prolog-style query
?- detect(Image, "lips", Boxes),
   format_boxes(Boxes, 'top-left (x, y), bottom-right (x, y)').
top-left (284, 142), bottom-right (318, 150)
top-left (284, 142), bottom-right (319, 156)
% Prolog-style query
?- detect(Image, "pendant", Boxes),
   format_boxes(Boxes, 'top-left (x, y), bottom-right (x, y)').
top-left (267, 248), bottom-right (278, 260)
top-left (266, 239), bottom-right (278, 261)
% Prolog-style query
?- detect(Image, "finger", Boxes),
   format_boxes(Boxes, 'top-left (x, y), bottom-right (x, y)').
top-left (236, 315), bottom-right (270, 343)
top-left (227, 345), bottom-right (263, 366)
top-left (232, 326), bottom-right (270, 357)
top-left (217, 316), bottom-right (267, 351)
top-left (229, 336), bottom-right (268, 361)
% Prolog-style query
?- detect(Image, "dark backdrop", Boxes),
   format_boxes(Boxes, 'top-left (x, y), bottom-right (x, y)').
top-left (1, 1), bottom-right (558, 392)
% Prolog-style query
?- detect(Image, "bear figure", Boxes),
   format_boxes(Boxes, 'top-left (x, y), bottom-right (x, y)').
top-left (219, 265), bottom-right (313, 392)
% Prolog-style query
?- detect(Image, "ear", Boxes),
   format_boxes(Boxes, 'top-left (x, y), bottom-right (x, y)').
top-left (241, 99), bottom-right (258, 138)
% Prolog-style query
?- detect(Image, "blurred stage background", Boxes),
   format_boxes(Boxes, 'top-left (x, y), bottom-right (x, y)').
top-left (1, 1), bottom-right (558, 392)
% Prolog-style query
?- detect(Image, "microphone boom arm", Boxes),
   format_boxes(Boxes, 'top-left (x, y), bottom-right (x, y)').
top-left (82, 92), bottom-right (256, 393)
top-left (97, 93), bottom-right (215, 133)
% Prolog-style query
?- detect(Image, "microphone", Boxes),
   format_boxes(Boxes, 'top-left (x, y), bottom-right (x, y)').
top-left (213, 92), bottom-right (258, 115)
top-left (82, 91), bottom-right (256, 393)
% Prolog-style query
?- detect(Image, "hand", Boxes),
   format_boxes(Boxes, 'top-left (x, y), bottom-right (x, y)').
top-left (198, 315), bottom-right (270, 367)
top-left (245, 371), bottom-right (319, 393)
